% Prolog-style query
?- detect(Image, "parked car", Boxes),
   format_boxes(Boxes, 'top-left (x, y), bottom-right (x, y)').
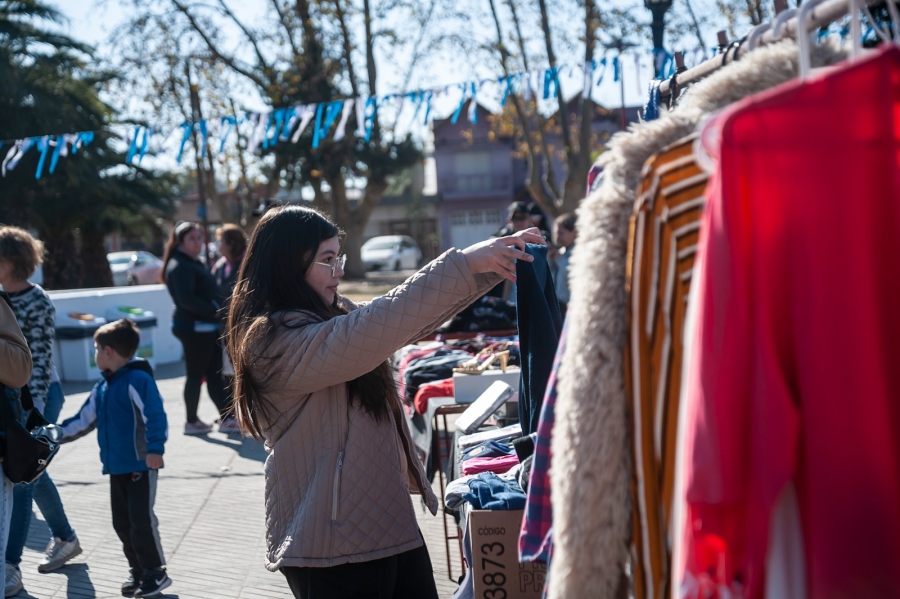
top-left (361, 235), bottom-right (422, 271)
top-left (107, 251), bottom-right (164, 286)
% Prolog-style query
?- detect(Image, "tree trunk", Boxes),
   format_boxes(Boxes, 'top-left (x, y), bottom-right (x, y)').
top-left (80, 229), bottom-right (114, 288)
top-left (331, 176), bottom-right (387, 279)
top-left (341, 214), bottom-right (368, 279)
top-left (40, 229), bottom-right (82, 290)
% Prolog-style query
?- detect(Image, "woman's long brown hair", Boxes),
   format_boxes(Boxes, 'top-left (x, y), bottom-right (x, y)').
top-left (226, 205), bottom-right (396, 439)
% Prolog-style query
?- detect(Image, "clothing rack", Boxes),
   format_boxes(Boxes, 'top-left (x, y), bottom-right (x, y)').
top-left (658, 0), bottom-right (886, 98)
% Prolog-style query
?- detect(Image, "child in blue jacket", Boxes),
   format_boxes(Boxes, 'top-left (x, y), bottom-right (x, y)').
top-left (60, 319), bottom-right (171, 598)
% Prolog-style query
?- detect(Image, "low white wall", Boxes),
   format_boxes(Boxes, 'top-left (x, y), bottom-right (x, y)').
top-left (48, 285), bottom-right (183, 368)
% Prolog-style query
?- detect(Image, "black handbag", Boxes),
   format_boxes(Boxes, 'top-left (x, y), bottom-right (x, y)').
top-left (0, 385), bottom-right (62, 484)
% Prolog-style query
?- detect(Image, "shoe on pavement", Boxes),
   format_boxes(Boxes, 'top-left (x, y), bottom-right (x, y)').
top-left (121, 568), bottom-right (143, 597)
top-left (4, 563), bottom-right (23, 597)
top-left (183, 420), bottom-right (213, 435)
top-left (218, 417), bottom-right (241, 434)
top-left (37, 535), bottom-right (83, 572)
top-left (133, 568), bottom-right (171, 598)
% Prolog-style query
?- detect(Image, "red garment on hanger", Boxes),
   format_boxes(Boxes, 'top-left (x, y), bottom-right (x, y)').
top-left (681, 46), bottom-right (900, 599)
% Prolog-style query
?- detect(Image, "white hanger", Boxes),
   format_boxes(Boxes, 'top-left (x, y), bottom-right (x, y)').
top-left (886, 0), bottom-right (900, 43)
top-left (772, 8), bottom-right (800, 41)
top-left (849, 0), bottom-right (863, 59)
top-left (747, 22), bottom-right (773, 50)
top-left (798, 0), bottom-right (830, 78)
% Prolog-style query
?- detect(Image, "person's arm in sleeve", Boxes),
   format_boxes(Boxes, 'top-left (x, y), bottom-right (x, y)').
top-left (130, 375), bottom-right (168, 460)
top-left (0, 296), bottom-right (32, 388)
top-left (270, 249), bottom-right (501, 397)
top-left (59, 388), bottom-right (99, 443)
top-left (167, 262), bottom-right (219, 320)
top-left (21, 293), bottom-right (54, 412)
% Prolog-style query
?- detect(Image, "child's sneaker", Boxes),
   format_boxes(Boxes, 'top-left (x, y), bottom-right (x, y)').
top-left (183, 420), bottom-right (213, 435)
top-left (38, 535), bottom-right (82, 572)
top-left (133, 568), bottom-right (171, 598)
top-left (121, 569), bottom-right (143, 597)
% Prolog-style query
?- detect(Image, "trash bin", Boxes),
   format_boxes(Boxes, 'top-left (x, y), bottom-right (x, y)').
top-left (55, 313), bottom-right (107, 382)
top-left (105, 306), bottom-right (158, 367)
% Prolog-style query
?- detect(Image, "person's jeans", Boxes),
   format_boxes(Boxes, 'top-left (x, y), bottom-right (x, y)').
top-left (6, 382), bottom-right (75, 566)
top-left (0, 476), bottom-right (13, 589)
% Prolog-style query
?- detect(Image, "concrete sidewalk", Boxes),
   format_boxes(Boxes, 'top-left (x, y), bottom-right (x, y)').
top-left (11, 365), bottom-right (461, 599)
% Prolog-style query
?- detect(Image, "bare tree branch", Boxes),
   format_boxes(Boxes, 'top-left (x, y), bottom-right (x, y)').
top-left (486, 0), bottom-right (560, 210)
top-left (332, 0), bottom-right (360, 98)
top-left (270, 0), bottom-right (301, 58)
top-left (213, 0), bottom-right (276, 83)
top-left (169, 0), bottom-right (270, 90)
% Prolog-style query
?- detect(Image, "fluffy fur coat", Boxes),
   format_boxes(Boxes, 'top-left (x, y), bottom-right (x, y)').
top-left (549, 38), bottom-right (848, 599)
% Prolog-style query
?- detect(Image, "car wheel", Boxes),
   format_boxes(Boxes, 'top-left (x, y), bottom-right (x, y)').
top-left (126, 275), bottom-right (137, 286)
top-left (393, 260), bottom-right (401, 271)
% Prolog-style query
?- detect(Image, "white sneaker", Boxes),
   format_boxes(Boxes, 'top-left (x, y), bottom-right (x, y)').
top-left (183, 420), bottom-right (213, 435)
top-left (217, 417), bottom-right (241, 434)
top-left (4, 563), bottom-right (23, 597)
top-left (37, 535), bottom-right (82, 573)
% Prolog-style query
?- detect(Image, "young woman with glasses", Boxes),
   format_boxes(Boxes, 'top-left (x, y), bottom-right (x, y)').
top-left (226, 205), bottom-right (542, 599)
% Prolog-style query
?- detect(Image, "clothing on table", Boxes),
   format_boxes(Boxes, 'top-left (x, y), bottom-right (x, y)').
top-left (515, 244), bottom-right (563, 435)
top-left (679, 46), bottom-right (900, 599)
top-left (397, 344), bottom-right (447, 400)
top-left (459, 472), bottom-right (526, 511)
top-left (413, 378), bottom-right (454, 415)
top-left (519, 321), bottom-right (567, 563)
top-left (458, 423), bottom-right (522, 450)
top-left (461, 454), bottom-right (519, 476)
top-left (172, 329), bottom-right (231, 421)
top-left (6, 284), bottom-right (54, 413)
top-left (445, 476), bottom-right (477, 510)
top-left (461, 439), bottom-right (515, 461)
top-left (403, 350), bottom-right (471, 403)
top-left (110, 470), bottom-right (165, 571)
top-left (435, 295), bottom-right (518, 333)
top-left (622, 133), bottom-right (708, 599)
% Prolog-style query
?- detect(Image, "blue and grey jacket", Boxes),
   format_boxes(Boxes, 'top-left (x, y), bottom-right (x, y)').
top-left (60, 359), bottom-right (168, 475)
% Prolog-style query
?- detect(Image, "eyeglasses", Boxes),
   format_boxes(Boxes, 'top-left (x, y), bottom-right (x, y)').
top-left (313, 254), bottom-right (346, 277)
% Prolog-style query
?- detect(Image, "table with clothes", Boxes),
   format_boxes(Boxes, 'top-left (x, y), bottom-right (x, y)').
top-left (395, 337), bottom-right (521, 481)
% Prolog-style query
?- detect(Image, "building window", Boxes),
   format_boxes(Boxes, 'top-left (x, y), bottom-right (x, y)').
top-left (485, 210), bottom-right (502, 224)
top-left (451, 211), bottom-right (467, 226)
top-left (468, 210), bottom-right (484, 225)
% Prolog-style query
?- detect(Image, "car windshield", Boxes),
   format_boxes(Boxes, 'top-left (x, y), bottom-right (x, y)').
top-left (363, 239), bottom-right (398, 250)
top-left (108, 255), bottom-right (133, 265)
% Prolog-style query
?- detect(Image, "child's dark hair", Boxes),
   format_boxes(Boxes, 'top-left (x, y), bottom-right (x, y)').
top-left (94, 319), bottom-right (140, 359)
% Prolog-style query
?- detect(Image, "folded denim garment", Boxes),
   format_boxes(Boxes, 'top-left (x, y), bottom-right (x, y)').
top-left (459, 472), bottom-right (526, 510)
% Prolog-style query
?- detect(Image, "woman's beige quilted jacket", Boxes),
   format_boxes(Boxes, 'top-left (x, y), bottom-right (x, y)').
top-left (253, 249), bottom-right (501, 570)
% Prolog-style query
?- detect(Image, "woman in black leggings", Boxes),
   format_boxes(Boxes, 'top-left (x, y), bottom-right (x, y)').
top-left (160, 222), bottom-right (232, 434)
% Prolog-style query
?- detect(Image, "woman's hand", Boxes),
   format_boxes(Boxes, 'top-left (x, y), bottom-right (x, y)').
top-left (462, 227), bottom-right (547, 282)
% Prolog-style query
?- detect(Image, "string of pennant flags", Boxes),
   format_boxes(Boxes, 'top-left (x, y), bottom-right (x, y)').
top-left (0, 47), bottom-right (702, 181)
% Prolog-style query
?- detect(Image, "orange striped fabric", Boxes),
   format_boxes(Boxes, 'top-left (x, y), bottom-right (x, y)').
top-left (624, 133), bottom-right (708, 599)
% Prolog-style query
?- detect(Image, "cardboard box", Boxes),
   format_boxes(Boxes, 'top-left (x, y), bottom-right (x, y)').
top-left (453, 368), bottom-right (521, 404)
top-left (468, 509), bottom-right (547, 599)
